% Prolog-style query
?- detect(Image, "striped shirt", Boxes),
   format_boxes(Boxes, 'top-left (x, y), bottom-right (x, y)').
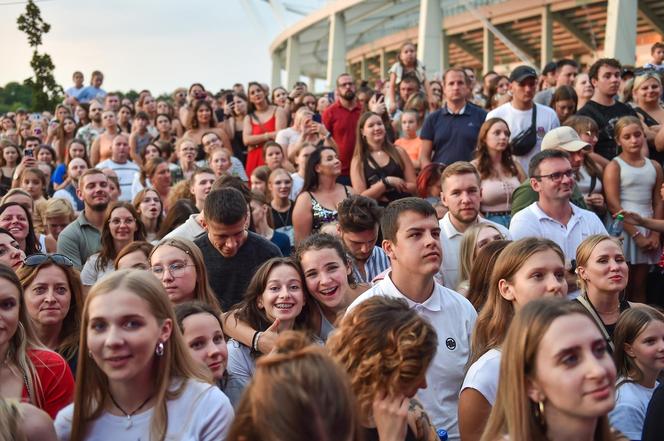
top-left (350, 246), bottom-right (390, 284)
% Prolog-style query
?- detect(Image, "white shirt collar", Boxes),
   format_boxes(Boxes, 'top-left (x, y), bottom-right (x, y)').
top-left (382, 271), bottom-right (442, 312)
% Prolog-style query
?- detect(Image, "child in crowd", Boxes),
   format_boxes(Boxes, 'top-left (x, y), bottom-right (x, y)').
top-left (388, 42), bottom-right (428, 114)
top-left (394, 109), bottom-right (423, 171)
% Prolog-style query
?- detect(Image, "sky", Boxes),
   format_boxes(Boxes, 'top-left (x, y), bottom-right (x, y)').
top-left (0, 0), bottom-right (321, 95)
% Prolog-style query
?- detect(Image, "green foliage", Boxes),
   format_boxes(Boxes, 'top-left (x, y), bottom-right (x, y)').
top-left (0, 82), bottom-right (33, 114)
top-left (16, 0), bottom-right (63, 112)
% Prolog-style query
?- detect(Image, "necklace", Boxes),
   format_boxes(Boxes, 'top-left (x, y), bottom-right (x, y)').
top-left (109, 392), bottom-right (154, 429)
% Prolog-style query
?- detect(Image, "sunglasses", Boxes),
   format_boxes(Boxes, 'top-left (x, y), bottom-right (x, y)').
top-left (23, 253), bottom-right (74, 268)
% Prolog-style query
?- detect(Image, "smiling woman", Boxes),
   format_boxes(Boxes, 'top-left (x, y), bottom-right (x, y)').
top-left (53, 270), bottom-right (234, 441)
top-left (80, 202), bottom-right (146, 288)
top-left (17, 253), bottom-right (83, 372)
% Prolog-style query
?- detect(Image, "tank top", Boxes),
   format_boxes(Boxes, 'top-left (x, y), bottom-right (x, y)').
top-left (315, 302), bottom-right (335, 341)
top-left (309, 186), bottom-right (351, 233)
top-left (362, 154), bottom-right (408, 205)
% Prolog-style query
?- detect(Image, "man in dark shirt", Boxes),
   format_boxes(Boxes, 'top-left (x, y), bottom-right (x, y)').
top-left (419, 68), bottom-right (487, 167)
top-left (577, 58), bottom-right (637, 160)
top-left (195, 187), bottom-right (281, 310)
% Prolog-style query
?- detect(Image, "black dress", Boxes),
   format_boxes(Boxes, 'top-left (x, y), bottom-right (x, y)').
top-left (635, 107), bottom-right (664, 166)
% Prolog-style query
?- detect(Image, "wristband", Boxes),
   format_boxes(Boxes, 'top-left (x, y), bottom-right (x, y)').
top-left (632, 230), bottom-right (642, 239)
top-left (252, 331), bottom-right (263, 352)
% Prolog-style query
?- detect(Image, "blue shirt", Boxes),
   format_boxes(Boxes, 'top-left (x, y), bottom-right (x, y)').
top-left (76, 86), bottom-right (106, 103)
top-left (350, 246), bottom-right (390, 284)
top-left (420, 103), bottom-right (487, 165)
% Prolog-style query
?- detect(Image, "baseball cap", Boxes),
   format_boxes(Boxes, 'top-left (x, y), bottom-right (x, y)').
top-left (541, 126), bottom-right (590, 152)
top-left (509, 66), bottom-right (538, 83)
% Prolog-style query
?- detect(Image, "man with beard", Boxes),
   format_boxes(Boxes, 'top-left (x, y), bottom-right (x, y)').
top-left (438, 162), bottom-right (509, 290)
top-left (56, 168), bottom-right (111, 269)
top-left (337, 195), bottom-right (390, 284)
top-left (75, 99), bottom-right (104, 150)
top-left (322, 73), bottom-right (362, 184)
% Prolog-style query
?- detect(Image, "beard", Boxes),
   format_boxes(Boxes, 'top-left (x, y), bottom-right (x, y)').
top-left (89, 200), bottom-right (109, 212)
top-left (342, 90), bottom-right (356, 101)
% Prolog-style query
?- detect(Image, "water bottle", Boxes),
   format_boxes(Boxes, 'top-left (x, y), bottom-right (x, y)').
top-left (608, 214), bottom-right (624, 237)
top-left (436, 428), bottom-right (448, 441)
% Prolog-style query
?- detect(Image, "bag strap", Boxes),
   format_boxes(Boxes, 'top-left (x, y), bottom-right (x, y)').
top-left (577, 295), bottom-right (615, 352)
top-left (366, 153), bottom-right (387, 179)
top-left (588, 174), bottom-right (597, 195)
top-left (530, 103), bottom-right (537, 130)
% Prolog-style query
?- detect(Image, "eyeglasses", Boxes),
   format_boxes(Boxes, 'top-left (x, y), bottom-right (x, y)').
top-left (150, 262), bottom-right (195, 279)
top-left (533, 169), bottom-right (575, 182)
top-left (24, 253), bottom-right (74, 268)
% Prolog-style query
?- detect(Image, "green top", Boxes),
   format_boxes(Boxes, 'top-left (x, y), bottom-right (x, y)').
top-left (510, 179), bottom-right (588, 217)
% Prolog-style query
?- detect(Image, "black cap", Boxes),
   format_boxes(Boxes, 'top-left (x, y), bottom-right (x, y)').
top-left (509, 65), bottom-right (538, 83)
top-left (542, 61), bottom-right (557, 75)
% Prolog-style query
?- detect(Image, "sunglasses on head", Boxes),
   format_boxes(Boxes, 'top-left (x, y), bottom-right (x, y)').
top-left (23, 253), bottom-right (74, 268)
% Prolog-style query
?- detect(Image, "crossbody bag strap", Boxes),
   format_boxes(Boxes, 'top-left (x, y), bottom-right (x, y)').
top-left (577, 295), bottom-right (615, 352)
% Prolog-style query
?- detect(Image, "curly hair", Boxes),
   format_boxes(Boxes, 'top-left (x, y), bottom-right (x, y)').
top-left (327, 296), bottom-right (437, 417)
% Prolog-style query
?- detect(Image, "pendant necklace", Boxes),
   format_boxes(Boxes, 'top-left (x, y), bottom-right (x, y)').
top-left (109, 392), bottom-right (153, 429)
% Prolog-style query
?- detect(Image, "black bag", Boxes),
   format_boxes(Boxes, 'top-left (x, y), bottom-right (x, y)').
top-left (510, 105), bottom-right (538, 156)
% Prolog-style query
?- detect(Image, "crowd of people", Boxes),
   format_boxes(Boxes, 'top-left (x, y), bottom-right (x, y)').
top-left (1, 40), bottom-right (664, 441)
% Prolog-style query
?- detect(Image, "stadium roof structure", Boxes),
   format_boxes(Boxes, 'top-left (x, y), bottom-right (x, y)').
top-left (269, 0), bottom-right (664, 88)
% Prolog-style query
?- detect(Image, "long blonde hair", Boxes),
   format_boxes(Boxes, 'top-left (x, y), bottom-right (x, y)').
top-left (70, 270), bottom-right (212, 441)
top-left (470, 238), bottom-right (564, 365)
top-left (481, 298), bottom-right (617, 441)
top-left (458, 223), bottom-right (503, 287)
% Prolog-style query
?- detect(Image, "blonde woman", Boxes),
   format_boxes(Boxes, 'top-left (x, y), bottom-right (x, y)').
top-left (456, 223), bottom-right (505, 294)
top-left (480, 298), bottom-right (621, 441)
top-left (53, 270), bottom-right (233, 440)
top-left (460, 238), bottom-right (567, 441)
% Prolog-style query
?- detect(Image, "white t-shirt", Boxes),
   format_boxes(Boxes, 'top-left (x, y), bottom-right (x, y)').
top-left (347, 272), bottom-right (477, 441)
top-left (290, 172), bottom-right (304, 201)
top-left (438, 213), bottom-right (510, 290)
top-left (609, 380), bottom-right (659, 440)
top-left (461, 348), bottom-right (501, 406)
top-left (54, 379), bottom-right (234, 441)
top-left (96, 159), bottom-right (140, 202)
top-left (486, 103), bottom-right (560, 173)
top-left (275, 127), bottom-right (301, 155)
top-left (80, 253), bottom-right (114, 287)
top-left (226, 340), bottom-right (255, 407)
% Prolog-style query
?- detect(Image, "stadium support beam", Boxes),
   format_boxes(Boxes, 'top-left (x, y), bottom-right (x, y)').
top-left (361, 57), bottom-right (369, 81)
top-left (327, 12), bottom-right (347, 89)
top-left (271, 51), bottom-right (283, 88)
top-left (638, 2), bottom-right (664, 38)
top-left (483, 26), bottom-right (494, 74)
top-left (379, 49), bottom-right (388, 80)
top-left (552, 12), bottom-right (595, 53)
top-left (540, 5), bottom-right (553, 69)
top-left (604, 0), bottom-right (636, 65)
top-left (449, 36), bottom-right (482, 64)
top-left (417, 0), bottom-right (443, 74)
top-left (286, 36), bottom-right (301, 89)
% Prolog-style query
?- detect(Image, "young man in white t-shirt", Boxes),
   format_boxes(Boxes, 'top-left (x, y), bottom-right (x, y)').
top-left (487, 65), bottom-right (560, 173)
top-left (348, 197), bottom-right (477, 440)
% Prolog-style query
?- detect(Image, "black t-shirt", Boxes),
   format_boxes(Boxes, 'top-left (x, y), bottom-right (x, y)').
top-left (194, 231), bottom-right (282, 311)
top-left (577, 100), bottom-right (637, 160)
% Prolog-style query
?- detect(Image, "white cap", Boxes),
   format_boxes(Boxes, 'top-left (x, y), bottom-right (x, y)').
top-left (541, 126), bottom-right (590, 152)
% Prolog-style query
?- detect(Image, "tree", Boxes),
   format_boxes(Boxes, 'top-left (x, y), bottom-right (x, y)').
top-left (17, 0), bottom-right (63, 112)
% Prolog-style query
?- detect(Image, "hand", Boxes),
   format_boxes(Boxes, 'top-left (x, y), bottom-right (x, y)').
top-left (584, 193), bottom-right (604, 207)
top-left (635, 234), bottom-right (652, 251)
top-left (257, 318), bottom-right (280, 354)
top-left (386, 176), bottom-right (408, 192)
top-left (647, 232), bottom-right (661, 252)
top-left (618, 210), bottom-right (644, 226)
top-left (223, 100), bottom-right (234, 116)
top-left (369, 95), bottom-right (386, 115)
top-left (372, 392), bottom-right (409, 441)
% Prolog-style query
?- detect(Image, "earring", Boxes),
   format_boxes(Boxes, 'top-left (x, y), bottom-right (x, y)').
top-left (155, 341), bottom-right (165, 357)
top-left (534, 400), bottom-right (546, 427)
top-left (88, 350), bottom-right (93, 358)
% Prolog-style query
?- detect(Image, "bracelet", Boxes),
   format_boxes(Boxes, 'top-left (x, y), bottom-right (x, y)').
top-left (381, 177), bottom-right (391, 189)
top-left (632, 230), bottom-right (642, 239)
top-left (251, 331), bottom-right (263, 352)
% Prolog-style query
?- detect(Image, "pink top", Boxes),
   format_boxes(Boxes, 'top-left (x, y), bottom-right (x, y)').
top-left (480, 175), bottom-right (520, 213)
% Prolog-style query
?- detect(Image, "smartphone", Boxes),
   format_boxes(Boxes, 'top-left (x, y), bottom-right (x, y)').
top-left (195, 91), bottom-right (206, 100)
top-left (226, 94), bottom-right (233, 105)
top-left (375, 92), bottom-right (383, 101)
top-left (24, 149), bottom-right (33, 157)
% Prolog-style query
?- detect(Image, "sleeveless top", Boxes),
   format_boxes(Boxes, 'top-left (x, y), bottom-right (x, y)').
top-left (362, 154), bottom-right (408, 205)
top-left (231, 129), bottom-right (247, 166)
top-left (309, 186), bottom-right (351, 233)
top-left (0, 169), bottom-right (12, 197)
top-left (635, 107), bottom-right (664, 166)
top-left (362, 425), bottom-right (418, 441)
top-left (480, 175), bottom-right (520, 213)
